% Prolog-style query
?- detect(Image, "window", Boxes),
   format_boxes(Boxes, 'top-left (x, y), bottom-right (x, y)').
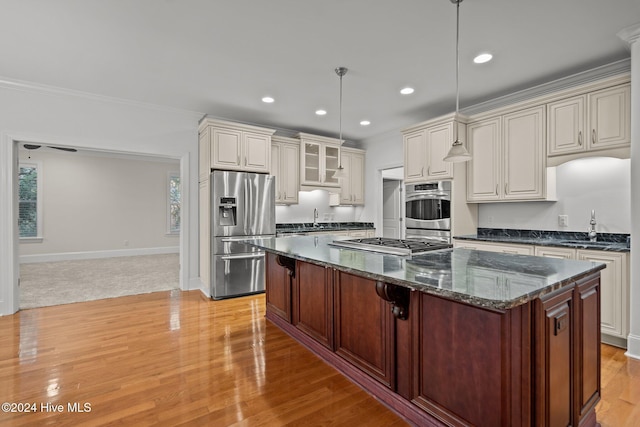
top-left (18, 162), bottom-right (42, 239)
top-left (168, 172), bottom-right (181, 234)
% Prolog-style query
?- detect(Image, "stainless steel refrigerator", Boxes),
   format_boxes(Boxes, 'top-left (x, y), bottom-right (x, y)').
top-left (210, 170), bottom-right (275, 299)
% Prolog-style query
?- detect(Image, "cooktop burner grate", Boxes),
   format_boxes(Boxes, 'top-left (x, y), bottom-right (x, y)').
top-left (330, 237), bottom-right (452, 256)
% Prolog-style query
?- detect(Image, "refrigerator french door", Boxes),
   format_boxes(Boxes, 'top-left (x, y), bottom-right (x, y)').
top-left (211, 170), bottom-right (275, 299)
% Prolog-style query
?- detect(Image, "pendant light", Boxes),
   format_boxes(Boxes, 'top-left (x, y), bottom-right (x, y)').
top-left (443, 0), bottom-right (472, 163)
top-left (332, 67), bottom-right (348, 179)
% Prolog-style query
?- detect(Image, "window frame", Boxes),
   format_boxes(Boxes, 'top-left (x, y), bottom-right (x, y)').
top-left (167, 171), bottom-right (181, 235)
top-left (18, 161), bottom-right (43, 242)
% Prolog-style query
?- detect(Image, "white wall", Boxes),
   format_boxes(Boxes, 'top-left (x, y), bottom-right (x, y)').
top-left (19, 149), bottom-right (180, 258)
top-left (478, 157), bottom-right (631, 233)
top-left (0, 80), bottom-right (202, 315)
top-left (360, 129), bottom-right (405, 230)
top-left (275, 190), bottom-right (361, 223)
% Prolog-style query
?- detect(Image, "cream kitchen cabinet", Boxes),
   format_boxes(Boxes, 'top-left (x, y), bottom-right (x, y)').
top-left (453, 240), bottom-right (534, 255)
top-left (299, 133), bottom-right (342, 189)
top-left (402, 116), bottom-right (460, 183)
top-left (467, 106), bottom-right (547, 202)
top-left (199, 179), bottom-right (210, 287)
top-left (339, 147), bottom-right (365, 205)
top-left (198, 118), bottom-right (275, 175)
top-left (271, 136), bottom-right (300, 205)
top-left (577, 249), bottom-right (629, 346)
top-left (547, 83), bottom-right (630, 157)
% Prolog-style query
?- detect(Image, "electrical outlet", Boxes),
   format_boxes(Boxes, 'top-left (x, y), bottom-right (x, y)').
top-left (558, 215), bottom-right (569, 227)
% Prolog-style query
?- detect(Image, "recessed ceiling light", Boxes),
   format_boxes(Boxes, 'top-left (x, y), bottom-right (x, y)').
top-left (473, 53), bottom-right (493, 64)
top-left (315, 109), bottom-right (327, 116)
top-left (262, 96), bottom-right (275, 103)
top-left (360, 120), bottom-right (371, 126)
top-left (400, 87), bottom-right (415, 95)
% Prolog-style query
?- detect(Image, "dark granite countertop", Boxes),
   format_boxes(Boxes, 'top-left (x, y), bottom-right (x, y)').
top-left (246, 235), bottom-right (605, 310)
top-left (276, 222), bottom-right (374, 234)
top-left (455, 228), bottom-right (630, 253)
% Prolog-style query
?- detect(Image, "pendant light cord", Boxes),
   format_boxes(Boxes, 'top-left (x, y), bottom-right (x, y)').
top-left (454, 0), bottom-right (460, 143)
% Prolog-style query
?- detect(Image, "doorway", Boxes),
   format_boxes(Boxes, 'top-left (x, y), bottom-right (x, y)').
top-left (381, 167), bottom-right (404, 239)
top-left (17, 143), bottom-right (182, 309)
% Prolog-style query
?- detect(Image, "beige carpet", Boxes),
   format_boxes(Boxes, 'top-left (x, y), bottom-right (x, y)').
top-left (19, 253), bottom-right (180, 309)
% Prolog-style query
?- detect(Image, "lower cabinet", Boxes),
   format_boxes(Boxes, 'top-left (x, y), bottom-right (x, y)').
top-left (334, 271), bottom-right (395, 388)
top-left (265, 256), bottom-right (601, 426)
top-left (292, 260), bottom-right (334, 350)
top-left (265, 253), bottom-right (292, 322)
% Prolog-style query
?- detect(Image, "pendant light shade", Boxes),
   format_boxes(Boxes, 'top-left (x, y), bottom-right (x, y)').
top-left (332, 67), bottom-right (348, 179)
top-left (444, 0), bottom-right (472, 163)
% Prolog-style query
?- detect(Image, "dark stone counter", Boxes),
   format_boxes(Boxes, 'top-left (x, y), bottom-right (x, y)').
top-left (276, 222), bottom-right (374, 235)
top-left (247, 235), bottom-right (605, 310)
top-left (455, 228), bottom-right (630, 252)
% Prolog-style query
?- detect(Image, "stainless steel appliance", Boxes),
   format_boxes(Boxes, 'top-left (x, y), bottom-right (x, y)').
top-left (330, 237), bottom-right (451, 257)
top-left (211, 170), bottom-right (275, 299)
top-left (405, 181), bottom-right (451, 243)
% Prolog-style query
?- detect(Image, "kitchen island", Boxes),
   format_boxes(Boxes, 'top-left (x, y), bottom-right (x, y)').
top-left (247, 235), bottom-right (606, 427)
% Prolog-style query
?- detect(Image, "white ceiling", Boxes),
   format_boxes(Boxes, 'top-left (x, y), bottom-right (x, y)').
top-left (1, 0), bottom-right (639, 144)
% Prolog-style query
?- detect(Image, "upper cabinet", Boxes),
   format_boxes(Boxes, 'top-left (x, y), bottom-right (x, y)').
top-left (402, 115), bottom-right (459, 183)
top-left (198, 118), bottom-right (275, 178)
top-left (299, 133), bottom-right (342, 189)
top-left (339, 147), bottom-right (365, 205)
top-left (547, 83), bottom-right (630, 161)
top-left (467, 106), bottom-right (549, 202)
top-left (271, 136), bottom-right (300, 205)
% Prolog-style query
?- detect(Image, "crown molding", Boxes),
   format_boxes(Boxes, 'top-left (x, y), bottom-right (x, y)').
top-left (0, 76), bottom-right (204, 120)
top-left (618, 22), bottom-right (640, 45)
top-left (460, 58), bottom-right (631, 116)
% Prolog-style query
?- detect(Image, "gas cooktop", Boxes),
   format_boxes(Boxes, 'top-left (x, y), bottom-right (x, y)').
top-left (330, 237), bottom-right (452, 257)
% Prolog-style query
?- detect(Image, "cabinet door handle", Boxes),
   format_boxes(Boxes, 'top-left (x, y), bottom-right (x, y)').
top-left (427, 166), bottom-right (430, 176)
top-left (495, 184), bottom-right (498, 195)
top-left (245, 157), bottom-right (247, 166)
top-left (421, 166), bottom-right (424, 176)
top-left (237, 155), bottom-right (240, 164)
top-left (278, 191), bottom-right (281, 199)
top-left (592, 129), bottom-right (596, 144)
top-left (578, 131), bottom-right (583, 146)
top-left (505, 183), bottom-right (508, 194)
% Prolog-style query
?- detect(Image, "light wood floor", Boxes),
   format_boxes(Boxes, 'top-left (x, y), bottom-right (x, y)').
top-left (0, 291), bottom-right (638, 426)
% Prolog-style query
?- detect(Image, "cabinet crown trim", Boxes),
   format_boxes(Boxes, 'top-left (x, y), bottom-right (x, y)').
top-left (401, 112), bottom-right (469, 134)
top-left (198, 117), bottom-right (276, 135)
top-left (297, 132), bottom-right (344, 146)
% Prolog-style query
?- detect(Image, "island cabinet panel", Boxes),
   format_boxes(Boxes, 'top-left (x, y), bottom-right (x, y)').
top-left (574, 274), bottom-right (601, 421)
top-left (265, 253), bottom-right (291, 322)
top-left (334, 272), bottom-right (395, 389)
top-left (292, 261), bottom-right (334, 350)
top-left (535, 287), bottom-right (573, 427)
top-left (411, 293), bottom-right (527, 426)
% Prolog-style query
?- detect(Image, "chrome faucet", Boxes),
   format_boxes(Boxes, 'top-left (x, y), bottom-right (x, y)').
top-left (313, 208), bottom-right (319, 226)
top-left (588, 210), bottom-right (597, 242)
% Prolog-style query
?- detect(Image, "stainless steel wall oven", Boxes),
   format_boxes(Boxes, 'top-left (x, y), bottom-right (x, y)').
top-left (405, 181), bottom-right (451, 243)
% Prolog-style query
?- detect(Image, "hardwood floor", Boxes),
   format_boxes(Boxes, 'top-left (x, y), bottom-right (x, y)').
top-left (0, 290), bottom-right (637, 426)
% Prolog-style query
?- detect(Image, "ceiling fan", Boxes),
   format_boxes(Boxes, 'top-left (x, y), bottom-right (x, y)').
top-left (23, 143), bottom-right (77, 153)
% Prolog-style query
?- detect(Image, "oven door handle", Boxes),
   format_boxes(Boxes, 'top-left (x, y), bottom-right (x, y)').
top-left (220, 253), bottom-right (265, 261)
top-left (405, 193), bottom-right (449, 202)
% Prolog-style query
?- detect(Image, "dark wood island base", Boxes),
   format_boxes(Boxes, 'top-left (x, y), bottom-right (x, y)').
top-left (265, 252), bottom-right (602, 427)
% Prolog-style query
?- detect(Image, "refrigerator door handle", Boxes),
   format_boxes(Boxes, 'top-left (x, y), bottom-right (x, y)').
top-left (220, 253), bottom-right (265, 261)
top-left (244, 177), bottom-right (251, 235)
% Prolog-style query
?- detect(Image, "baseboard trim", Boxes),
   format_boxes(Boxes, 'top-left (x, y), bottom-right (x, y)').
top-left (625, 333), bottom-right (640, 360)
top-left (19, 247), bottom-right (179, 264)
